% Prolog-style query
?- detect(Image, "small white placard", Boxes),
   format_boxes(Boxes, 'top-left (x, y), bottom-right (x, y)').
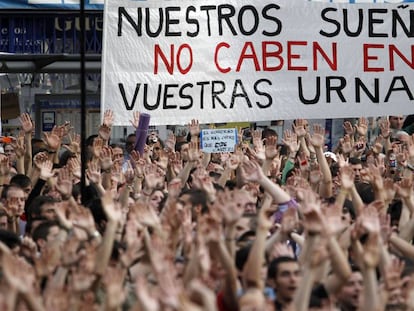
top-left (201, 128), bottom-right (237, 153)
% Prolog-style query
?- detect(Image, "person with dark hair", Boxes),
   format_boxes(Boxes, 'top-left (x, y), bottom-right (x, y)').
top-left (9, 174), bottom-right (32, 198)
top-left (335, 267), bottom-right (363, 311)
top-left (348, 157), bottom-right (363, 183)
top-left (58, 149), bottom-right (77, 167)
top-left (85, 134), bottom-right (99, 162)
top-left (25, 195), bottom-right (58, 236)
top-left (178, 188), bottom-right (209, 221)
top-left (267, 256), bottom-right (301, 311)
top-left (31, 220), bottom-right (61, 252)
top-left (26, 195), bottom-right (57, 222)
top-left (147, 188), bottom-right (167, 214)
top-left (1, 184), bottom-right (26, 235)
top-left (124, 133), bottom-right (136, 156)
top-left (0, 229), bottom-right (21, 251)
top-left (261, 128), bottom-right (278, 145)
top-left (146, 132), bottom-right (165, 162)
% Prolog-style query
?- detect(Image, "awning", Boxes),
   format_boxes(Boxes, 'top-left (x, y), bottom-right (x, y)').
top-left (0, 54), bottom-right (101, 73)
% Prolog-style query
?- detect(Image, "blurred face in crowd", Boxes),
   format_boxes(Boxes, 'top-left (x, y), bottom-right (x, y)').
top-left (336, 271), bottom-right (363, 311)
top-left (351, 163), bottom-right (362, 183)
top-left (36, 224), bottom-right (62, 252)
top-left (150, 141), bottom-right (162, 161)
top-left (149, 190), bottom-right (164, 214)
top-left (40, 202), bottom-right (57, 220)
top-left (235, 189), bottom-right (257, 215)
top-left (3, 144), bottom-right (16, 164)
top-left (273, 261), bottom-right (301, 304)
top-left (180, 143), bottom-right (189, 162)
top-left (125, 136), bottom-right (136, 154)
top-left (6, 186), bottom-right (26, 216)
top-left (112, 146), bottom-right (124, 164)
top-left (235, 216), bottom-right (251, 239)
top-left (389, 116), bottom-right (404, 130)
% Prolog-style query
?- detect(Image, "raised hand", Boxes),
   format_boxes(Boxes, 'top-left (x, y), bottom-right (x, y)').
top-left (11, 132), bottom-right (25, 158)
top-left (339, 134), bottom-right (353, 154)
top-left (265, 135), bottom-right (279, 160)
top-left (293, 119), bottom-right (307, 138)
top-left (92, 137), bottom-right (104, 158)
top-left (101, 190), bottom-right (122, 222)
top-left (98, 124), bottom-right (111, 142)
top-left (187, 141), bottom-right (202, 163)
top-left (339, 165), bottom-right (354, 190)
top-left (156, 149), bottom-right (169, 170)
top-left (143, 163), bottom-right (164, 190)
top-left (103, 109), bottom-right (114, 128)
top-left (396, 177), bottom-right (413, 200)
top-left (86, 160), bottom-right (102, 185)
top-left (129, 111), bottom-right (140, 129)
top-left (57, 121), bottom-right (72, 139)
top-left (99, 145), bottom-right (113, 171)
top-left (33, 151), bottom-right (48, 170)
top-left (355, 117), bottom-right (368, 137)
top-left (39, 159), bottom-right (54, 180)
top-left (188, 119), bottom-right (200, 137)
top-left (310, 124), bottom-right (325, 148)
top-left (379, 118), bottom-right (391, 139)
top-left (56, 166), bottom-right (73, 200)
top-left (68, 156), bottom-right (81, 179)
top-left (343, 120), bottom-right (354, 137)
top-left (43, 126), bottom-right (61, 151)
top-left (351, 137), bottom-right (366, 158)
top-left (67, 132), bottom-right (81, 154)
top-left (252, 129), bottom-right (263, 149)
top-left (0, 155), bottom-right (9, 177)
top-left (240, 160), bottom-right (264, 183)
top-left (19, 112), bottom-right (34, 134)
top-left (216, 189), bottom-right (244, 226)
top-left (372, 136), bottom-right (384, 154)
top-left (298, 189), bottom-right (324, 234)
top-left (282, 129), bottom-right (299, 154)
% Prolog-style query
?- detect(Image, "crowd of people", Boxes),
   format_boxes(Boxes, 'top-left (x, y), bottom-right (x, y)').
top-left (0, 110), bottom-right (413, 311)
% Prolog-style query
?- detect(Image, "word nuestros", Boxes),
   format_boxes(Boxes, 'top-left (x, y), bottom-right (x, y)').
top-left (118, 4), bottom-right (282, 38)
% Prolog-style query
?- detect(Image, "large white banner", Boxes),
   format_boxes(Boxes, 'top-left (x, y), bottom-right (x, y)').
top-left (102, 0), bottom-right (414, 126)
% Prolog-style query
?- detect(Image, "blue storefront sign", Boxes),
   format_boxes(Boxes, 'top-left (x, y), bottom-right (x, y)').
top-left (0, 13), bottom-right (103, 53)
top-left (0, 0), bottom-right (104, 10)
